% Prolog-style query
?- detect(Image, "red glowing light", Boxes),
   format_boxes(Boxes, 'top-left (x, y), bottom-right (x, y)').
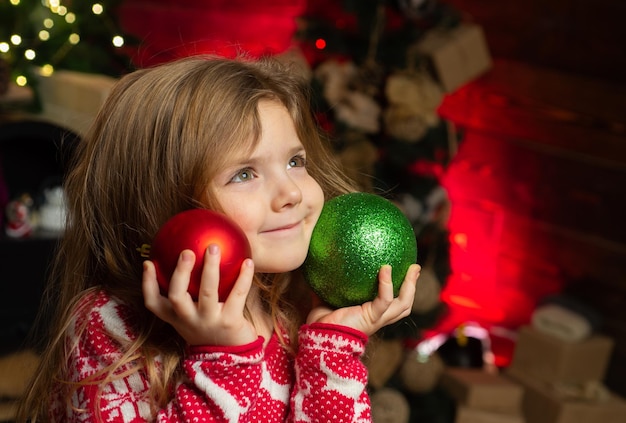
top-left (315, 38), bottom-right (327, 50)
top-left (452, 232), bottom-right (468, 250)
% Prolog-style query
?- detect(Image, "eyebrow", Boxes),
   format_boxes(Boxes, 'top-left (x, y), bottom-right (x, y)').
top-left (239, 144), bottom-right (306, 167)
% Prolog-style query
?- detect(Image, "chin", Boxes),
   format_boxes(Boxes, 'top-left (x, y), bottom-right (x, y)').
top-left (256, 252), bottom-right (307, 274)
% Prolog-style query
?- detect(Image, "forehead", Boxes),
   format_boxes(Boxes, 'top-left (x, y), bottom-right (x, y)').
top-left (216, 99), bottom-right (301, 165)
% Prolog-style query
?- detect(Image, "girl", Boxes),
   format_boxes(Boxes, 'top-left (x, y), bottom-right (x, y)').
top-left (18, 55), bottom-right (421, 422)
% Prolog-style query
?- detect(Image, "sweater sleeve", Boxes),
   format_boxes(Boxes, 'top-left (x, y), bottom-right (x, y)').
top-left (53, 291), bottom-right (270, 423)
top-left (158, 339), bottom-right (265, 421)
top-left (290, 323), bottom-right (371, 423)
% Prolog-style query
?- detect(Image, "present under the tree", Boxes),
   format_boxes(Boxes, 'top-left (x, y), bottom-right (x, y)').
top-left (507, 325), bottom-right (614, 385)
top-left (35, 69), bottom-right (116, 137)
top-left (416, 23), bottom-right (492, 92)
top-left (454, 406), bottom-right (525, 423)
top-left (508, 367), bottom-right (626, 423)
top-left (440, 367), bottom-right (524, 415)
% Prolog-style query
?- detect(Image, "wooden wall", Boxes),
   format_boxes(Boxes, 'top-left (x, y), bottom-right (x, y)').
top-left (444, 0), bottom-right (626, 83)
top-left (439, 0), bottom-right (626, 395)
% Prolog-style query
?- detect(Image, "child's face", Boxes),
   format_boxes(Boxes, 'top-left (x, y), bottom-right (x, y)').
top-left (211, 100), bottom-right (325, 273)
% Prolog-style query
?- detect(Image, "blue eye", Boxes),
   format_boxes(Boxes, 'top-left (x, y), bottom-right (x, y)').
top-left (288, 154), bottom-right (307, 169)
top-left (230, 168), bottom-right (254, 183)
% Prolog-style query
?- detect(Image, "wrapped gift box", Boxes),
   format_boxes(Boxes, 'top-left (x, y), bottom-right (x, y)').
top-left (508, 326), bottom-right (614, 384)
top-left (509, 367), bottom-right (626, 423)
top-left (440, 367), bottom-right (524, 414)
top-left (416, 23), bottom-right (492, 92)
top-left (455, 406), bottom-right (525, 423)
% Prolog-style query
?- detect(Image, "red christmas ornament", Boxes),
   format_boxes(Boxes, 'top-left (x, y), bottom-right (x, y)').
top-left (150, 209), bottom-right (251, 301)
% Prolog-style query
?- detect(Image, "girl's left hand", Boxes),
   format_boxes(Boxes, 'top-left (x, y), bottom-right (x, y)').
top-left (306, 264), bottom-right (421, 336)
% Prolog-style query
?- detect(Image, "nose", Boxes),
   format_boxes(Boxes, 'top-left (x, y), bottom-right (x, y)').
top-left (271, 173), bottom-right (303, 211)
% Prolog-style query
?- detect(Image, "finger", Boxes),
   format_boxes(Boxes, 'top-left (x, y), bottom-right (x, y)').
top-left (376, 264), bottom-right (395, 303)
top-left (142, 260), bottom-right (160, 308)
top-left (382, 264), bottom-right (422, 325)
top-left (142, 260), bottom-right (174, 321)
top-left (197, 244), bottom-right (221, 303)
top-left (167, 250), bottom-right (196, 312)
top-left (223, 258), bottom-right (254, 311)
top-left (369, 265), bottom-right (394, 320)
top-left (397, 264), bottom-right (421, 299)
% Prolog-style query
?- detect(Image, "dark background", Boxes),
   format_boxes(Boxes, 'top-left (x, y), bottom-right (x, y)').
top-left (439, 0), bottom-right (626, 395)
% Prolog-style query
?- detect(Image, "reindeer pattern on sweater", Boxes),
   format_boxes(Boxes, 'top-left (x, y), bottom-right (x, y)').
top-left (50, 290), bottom-right (372, 422)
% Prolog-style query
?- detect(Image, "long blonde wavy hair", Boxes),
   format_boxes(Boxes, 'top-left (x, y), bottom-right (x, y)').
top-left (17, 55), bottom-right (357, 421)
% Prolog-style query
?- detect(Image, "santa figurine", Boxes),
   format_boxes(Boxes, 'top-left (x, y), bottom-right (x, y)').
top-left (5, 193), bottom-right (36, 238)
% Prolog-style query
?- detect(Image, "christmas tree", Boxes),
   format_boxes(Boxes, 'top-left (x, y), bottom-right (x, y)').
top-left (298, 0), bottom-right (460, 335)
top-left (0, 0), bottom-right (135, 106)
top-left (297, 1), bottom-right (495, 421)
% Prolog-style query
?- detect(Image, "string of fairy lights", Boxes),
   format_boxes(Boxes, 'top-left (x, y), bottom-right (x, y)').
top-left (0, 0), bottom-right (128, 88)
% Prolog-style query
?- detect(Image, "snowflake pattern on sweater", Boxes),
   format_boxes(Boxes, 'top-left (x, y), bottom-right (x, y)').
top-left (50, 290), bottom-right (372, 422)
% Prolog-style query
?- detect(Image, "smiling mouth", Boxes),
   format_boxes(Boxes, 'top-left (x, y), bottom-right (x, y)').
top-left (264, 221), bottom-right (301, 233)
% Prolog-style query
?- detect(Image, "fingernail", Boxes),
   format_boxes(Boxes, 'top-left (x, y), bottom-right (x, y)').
top-left (208, 244), bottom-right (219, 255)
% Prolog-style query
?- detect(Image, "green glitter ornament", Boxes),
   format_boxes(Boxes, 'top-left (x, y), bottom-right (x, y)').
top-left (303, 192), bottom-right (418, 308)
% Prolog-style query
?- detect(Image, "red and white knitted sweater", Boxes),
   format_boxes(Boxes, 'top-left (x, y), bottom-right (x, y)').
top-left (50, 290), bottom-right (372, 422)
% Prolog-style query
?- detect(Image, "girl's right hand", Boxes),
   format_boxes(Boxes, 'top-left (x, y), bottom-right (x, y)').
top-left (142, 244), bottom-right (258, 346)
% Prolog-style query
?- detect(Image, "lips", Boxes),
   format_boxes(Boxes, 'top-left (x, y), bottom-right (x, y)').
top-left (264, 220), bottom-right (301, 233)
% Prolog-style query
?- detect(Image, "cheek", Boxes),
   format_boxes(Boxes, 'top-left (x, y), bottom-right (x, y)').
top-left (217, 198), bottom-right (261, 238)
top-left (224, 212), bottom-right (263, 262)
top-left (304, 180), bottom-right (325, 239)
top-left (224, 209), bottom-right (259, 237)
top-left (309, 180), bottom-right (325, 218)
